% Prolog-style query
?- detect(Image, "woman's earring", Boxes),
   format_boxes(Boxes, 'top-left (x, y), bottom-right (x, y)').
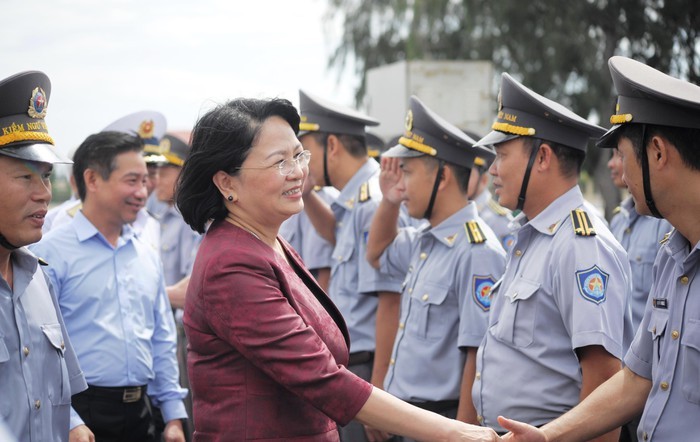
top-left (227, 195), bottom-right (234, 202)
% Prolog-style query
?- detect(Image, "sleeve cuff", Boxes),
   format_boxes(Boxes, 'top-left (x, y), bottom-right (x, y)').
top-left (624, 347), bottom-right (652, 380)
top-left (572, 331), bottom-right (623, 360)
top-left (159, 399), bottom-right (188, 423)
top-left (69, 407), bottom-right (85, 430)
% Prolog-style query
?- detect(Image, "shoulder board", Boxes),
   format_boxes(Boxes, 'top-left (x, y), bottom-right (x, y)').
top-left (659, 229), bottom-right (673, 245)
top-left (66, 201), bottom-right (83, 218)
top-left (464, 220), bottom-right (486, 244)
top-left (570, 209), bottom-right (596, 237)
top-left (487, 197), bottom-right (510, 217)
top-left (612, 206), bottom-right (621, 215)
top-left (358, 182), bottom-right (371, 203)
top-left (37, 257), bottom-right (49, 266)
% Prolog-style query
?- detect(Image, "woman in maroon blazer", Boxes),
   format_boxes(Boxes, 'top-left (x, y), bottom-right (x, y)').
top-left (175, 98), bottom-right (498, 442)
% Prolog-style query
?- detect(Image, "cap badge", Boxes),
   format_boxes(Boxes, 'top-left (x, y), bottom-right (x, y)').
top-left (405, 109), bottom-right (413, 132)
top-left (138, 120), bottom-right (155, 139)
top-left (27, 87), bottom-right (48, 119)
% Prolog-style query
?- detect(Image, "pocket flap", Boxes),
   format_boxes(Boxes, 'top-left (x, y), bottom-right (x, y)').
top-left (647, 308), bottom-right (669, 339)
top-left (506, 278), bottom-right (540, 303)
top-left (41, 323), bottom-right (66, 354)
top-left (681, 319), bottom-right (700, 351)
top-left (332, 240), bottom-right (355, 264)
top-left (411, 282), bottom-right (450, 306)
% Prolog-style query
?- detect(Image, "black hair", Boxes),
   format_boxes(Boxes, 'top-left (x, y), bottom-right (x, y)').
top-left (312, 131), bottom-right (367, 158)
top-left (421, 156), bottom-right (471, 194)
top-left (523, 137), bottom-right (585, 178)
top-left (176, 98), bottom-right (300, 233)
top-left (72, 131), bottom-right (144, 201)
top-left (617, 123), bottom-right (700, 171)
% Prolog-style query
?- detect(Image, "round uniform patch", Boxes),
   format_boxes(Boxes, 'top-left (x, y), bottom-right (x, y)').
top-left (576, 265), bottom-right (609, 304)
top-left (473, 275), bottom-right (496, 311)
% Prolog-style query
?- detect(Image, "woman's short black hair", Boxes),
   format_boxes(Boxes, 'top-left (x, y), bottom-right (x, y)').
top-left (176, 98), bottom-right (300, 233)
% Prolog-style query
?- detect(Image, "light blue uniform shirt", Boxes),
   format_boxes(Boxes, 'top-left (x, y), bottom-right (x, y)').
top-left (146, 195), bottom-right (200, 286)
top-left (473, 186), bottom-right (632, 431)
top-left (0, 247), bottom-right (87, 442)
top-left (30, 211), bottom-right (187, 428)
top-left (381, 203), bottom-right (506, 401)
top-left (625, 229), bottom-right (700, 441)
top-left (280, 187), bottom-right (339, 271)
top-left (610, 196), bottom-right (671, 348)
top-left (474, 189), bottom-right (515, 251)
top-left (329, 160), bottom-right (403, 353)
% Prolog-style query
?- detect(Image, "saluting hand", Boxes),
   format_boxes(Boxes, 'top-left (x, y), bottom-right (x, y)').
top-left (379, 157), bottom-right (404, 205)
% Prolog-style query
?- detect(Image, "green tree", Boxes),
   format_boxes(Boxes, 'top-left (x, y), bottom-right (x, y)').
top-left (325, 0), bottom-right (700, 218)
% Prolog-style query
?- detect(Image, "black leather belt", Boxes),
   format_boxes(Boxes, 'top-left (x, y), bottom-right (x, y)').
top-left (407, 399), bottom-right (459, 413)
top-left (348, 351), bottom-right (374, 366)
top-left (84, 385), bottom-right (146, 403)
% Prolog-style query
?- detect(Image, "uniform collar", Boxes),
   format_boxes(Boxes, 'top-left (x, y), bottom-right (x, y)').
top-left (72, 210), bottom-right (136, 245)
top-left (11, 246), bottom-right (39, 274)
top-left (618, 196), bottom-right (639, 223)
top-left (427, 202), bottom-right (479, 248)
top-left (334, 159), bottom-right (380, 211)
top-left (524, 185), bottom-right (584, 236)
top-left (664, 228), bottom-right (700, 270)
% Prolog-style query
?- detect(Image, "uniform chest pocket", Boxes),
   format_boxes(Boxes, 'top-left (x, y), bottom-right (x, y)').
top-left (41, 324), bottom-right (72, 406)
top-left (331, 240), bottom-right (356, 278)
top-left (681, 319), bottom-right (700, 404)
top-left (647, 308), bottom-right (669, 371)
top-left (630, 247), bottom-right (658, 296)
top-left (491, 278), bottom-right (540, 348)
top-left (406, 282), bottom-right (452, 341)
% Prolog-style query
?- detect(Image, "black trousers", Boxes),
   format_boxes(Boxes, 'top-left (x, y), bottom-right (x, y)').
top-left (72, 386), bottom-right (156, 442)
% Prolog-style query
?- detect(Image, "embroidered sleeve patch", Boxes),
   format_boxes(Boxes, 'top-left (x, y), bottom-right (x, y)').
top-left (473, 275), bottom-right (496, 311)
top-left (576, 265), bottom-right (609, 304)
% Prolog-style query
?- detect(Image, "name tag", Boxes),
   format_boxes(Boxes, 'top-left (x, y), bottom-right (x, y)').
top-left (652, 298), bottom-right (668, 309)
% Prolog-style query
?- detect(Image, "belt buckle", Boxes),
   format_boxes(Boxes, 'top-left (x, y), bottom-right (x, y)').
top-left (122, 387), bottom-right (141, 403)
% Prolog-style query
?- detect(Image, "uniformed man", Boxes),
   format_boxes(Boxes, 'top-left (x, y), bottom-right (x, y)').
top-left (0, 71), bottom-right (87, 441)
top-left (470, 73), bottom-right (632, 440)
top-left (499, 56), bottom-right (700, 442)
top-left (366, 96), bottom-right (506, 440)
top-left (297, 90), bottom-right (404, 442)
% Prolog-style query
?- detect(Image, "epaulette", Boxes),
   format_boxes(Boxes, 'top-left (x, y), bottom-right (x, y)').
top-left (487, 197), bottom-right (510, 217)
top-left (570, 209), bottom-right (596, 237)
top-left (66, 201), bottom-right (82, 218)
top-left (358, 182), bottom-right (371, 203)
top-left (464, 220), bottom-right (486, 244)
top-left (37, 257), bottom-right (49, 266)
top-left (612, 206), bottom-right (622, 215)
top-left (659, 229), bottom-right (673, 245)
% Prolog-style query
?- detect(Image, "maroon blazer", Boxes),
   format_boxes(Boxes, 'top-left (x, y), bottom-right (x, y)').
top-left (184, 220), bottom-right (372, 442)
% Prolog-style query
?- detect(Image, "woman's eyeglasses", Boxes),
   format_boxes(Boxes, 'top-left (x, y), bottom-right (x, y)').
top-left (236, 150), bottom-right (311, 176)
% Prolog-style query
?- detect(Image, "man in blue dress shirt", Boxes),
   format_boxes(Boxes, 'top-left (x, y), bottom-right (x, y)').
top-left (31, 131), bottom-right (187, 442)
top-left (498, 56), bottom-right (700, 442)
top-left (0, 71), bottom-right (87, 442)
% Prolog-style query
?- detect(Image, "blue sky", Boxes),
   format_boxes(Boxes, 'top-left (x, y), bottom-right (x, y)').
top-left (2, 0), bottom-right (354, 158)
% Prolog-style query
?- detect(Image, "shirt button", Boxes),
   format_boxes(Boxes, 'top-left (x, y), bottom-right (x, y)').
top-left (643, 431), bottom-right (648, 441)
top-left (390, 358), bottom-right (395, 365)
top-left (660, 381), bottom-right (669, 391)
top-left (514, 249), bottom-right (522, 257)
top-left (34, 400), bottom-right (41, 410)
top-left (652, 326), bottom-right (656, 334)
top-left (475, 372), bottom-right (481, 380)
top-left (60, 341), bottom-right (65, 350)
top-left (672, 330), bottom-right (680, 340)
top-left (625, 228), bottom-right (632, 234)
top-left (680, 275), bottom-right (689, 284)
top-left (399, 322), bottom-right (405, 330)
top-left (23, 346), bottom-right (30, 357)
top-left (422, 294), bottom-right (429, 301)
top-left (419, 252), bottom-right (427, 260)
top-left (337, 255), bottom-right (343, 261)
top-left (408, 288), bottom-right (413, 294)
top-left (477, 415), bottom-right (484, 424)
